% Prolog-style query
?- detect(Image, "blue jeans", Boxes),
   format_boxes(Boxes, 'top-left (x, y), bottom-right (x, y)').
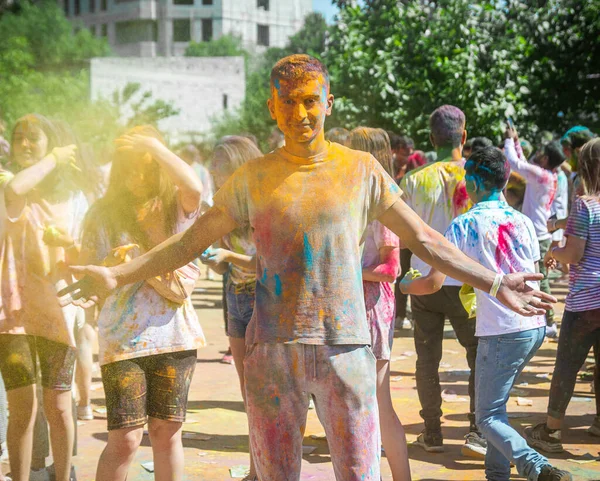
top-left (225, 281), bottom-right (256, 338)
top-left (475, 327), bottom-right (548, 481)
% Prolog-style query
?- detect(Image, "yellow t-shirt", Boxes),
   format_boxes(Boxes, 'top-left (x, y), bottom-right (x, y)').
top-left (213, 142), bottom-right (402, 345)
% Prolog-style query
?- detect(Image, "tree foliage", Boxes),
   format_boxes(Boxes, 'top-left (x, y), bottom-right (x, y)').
top-left (0, 1), bottom-right (178, 152)
top-left (326, 0), bottom-right (599, 144)
top-left (185, 34), bottom-right (247, 58)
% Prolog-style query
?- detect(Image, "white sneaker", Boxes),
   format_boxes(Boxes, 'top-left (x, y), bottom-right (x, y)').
top-left (401, 318), bottom-right (413, 330)
top-left (77, 404), bottom-right (93, 421)
top-left (29, 468), bottom-right (50, 481)
top-left (545, 323), bottom-right (558, 339)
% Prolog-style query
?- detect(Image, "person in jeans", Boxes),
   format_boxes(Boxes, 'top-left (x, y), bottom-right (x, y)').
top-left (526, 138), bottom-right (600, 451)
top-left (504, 126), bottom-right (565, 337)
top-left (200, 136), bottom-right (262, 481)
top-left (401, 146), bottom-right (572, 481)
top-left (399, 105), bottom-right (484, 456)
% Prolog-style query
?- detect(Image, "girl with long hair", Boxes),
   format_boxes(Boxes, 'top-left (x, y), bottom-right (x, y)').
top-left (350, 127), bottom-right (411, 481)
top-left (201, 136), bottom-right (261, 481)
top-left (526, 137), bottom-right (600, 452)
top-left (0, 114), bottom-right (86, 481)
top-left (77, 125), bottom-right (205, 481)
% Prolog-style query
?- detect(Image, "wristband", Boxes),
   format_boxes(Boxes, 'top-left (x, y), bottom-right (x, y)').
top-left (489, 273), bottom-right (503, 298)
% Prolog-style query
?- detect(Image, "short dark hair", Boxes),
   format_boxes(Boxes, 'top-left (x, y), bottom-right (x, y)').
top-left (570, 129), bottom-right (595, 150)
top-left (543, 141), bottom-right (566, 170)
top-left (471, 136), bottom-right (493, 152)
top-left (270, 54), bottom-right (329, 91)
top-left (465, 146), bottom-right (510, 192)
top-left (429, 105), bottom-right (466, 148)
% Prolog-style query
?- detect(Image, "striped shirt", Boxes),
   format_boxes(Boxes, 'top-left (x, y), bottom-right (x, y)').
top-left (565, 196), bottom-right (600, 311)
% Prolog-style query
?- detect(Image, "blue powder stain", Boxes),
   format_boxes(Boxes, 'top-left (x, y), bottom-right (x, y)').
top-left (274, 77), bottom-right (281, 92)
top-left (261, 268), bottom-right (268, 284)
top-left (274, 274), bottom-right (282, 296)
top-left (304, 233), bottom-right (314, 269)
top-left (274, 396), bottom-right (280, 406)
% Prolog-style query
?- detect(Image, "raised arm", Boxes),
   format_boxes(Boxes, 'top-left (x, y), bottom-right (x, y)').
top-left (114, 134), bottom-right (203, 213)
top-left (503, 127), bottom-right (541, 182)
top-left (5, 145), bottom-right (77, 215)
top-left (59, 206), bottom-right (237, 307)
top-left (378, 198), bottom-right (555, 316)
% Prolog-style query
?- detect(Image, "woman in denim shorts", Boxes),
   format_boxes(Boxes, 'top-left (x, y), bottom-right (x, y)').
top-left (75, 125), bottom-right (205, 481)
top-left (201, 136), bottom-right (261, 481)
top-left (0, 114), bottom-right (91, 481)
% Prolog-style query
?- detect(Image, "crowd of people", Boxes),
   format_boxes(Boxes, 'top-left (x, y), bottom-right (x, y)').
top-left (0, 54), bottom-right (597, 481)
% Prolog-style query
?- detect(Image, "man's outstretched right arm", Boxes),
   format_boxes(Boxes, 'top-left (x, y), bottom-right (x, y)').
top-left (59, 206), bottom-right (238, 307)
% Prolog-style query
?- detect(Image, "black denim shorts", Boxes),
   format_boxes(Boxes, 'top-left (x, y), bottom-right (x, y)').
top-left (101, 350), bottom-right (197, 431)
top-left (0, 334), bottom-right (76, 391)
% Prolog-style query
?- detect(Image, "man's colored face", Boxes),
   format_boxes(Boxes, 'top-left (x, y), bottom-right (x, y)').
top-left (268, 74), bottom-right (333, 144)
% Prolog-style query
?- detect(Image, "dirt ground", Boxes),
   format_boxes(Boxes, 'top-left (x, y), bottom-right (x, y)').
top-left (2, 277), bottom-right (599, 480)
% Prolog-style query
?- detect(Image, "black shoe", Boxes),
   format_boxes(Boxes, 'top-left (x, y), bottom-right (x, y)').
top-left (413, 430), bottom-right (444, 453)
top-left (524, 423), bottom-right (563, 453)
top-left (538, 465), bottom-right (573, 481)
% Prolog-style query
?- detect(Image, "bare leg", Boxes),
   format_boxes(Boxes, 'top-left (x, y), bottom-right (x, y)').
top-left (43, 389), bottom-right (74, 481)
top-left (6, 385), bottom-right (37, 481)
top-left (148, 418), bottom-right (184, 481)
top-left (95, 425), bottom-right (144, 481)
top-left (230, 336), bottom-right (257, 479)
top-left (75, 322), bottom-right (96, 409)
top-left (376, 360), bottom-right (411, 481)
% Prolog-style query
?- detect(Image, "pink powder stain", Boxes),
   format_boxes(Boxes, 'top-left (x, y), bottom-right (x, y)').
top-left (494, 223), bottom-right (519, 273)
top-left (452, 181), bottom-right (470, 216)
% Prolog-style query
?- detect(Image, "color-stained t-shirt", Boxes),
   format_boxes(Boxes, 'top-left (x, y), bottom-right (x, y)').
top-left (564, 196), bottom-right (600, 312)
top-left (82, 199), bottom-right (205, 365)
top-left (0, 170), bottom-right (89, 347)
top-left (212, 142), bottom-right (402, 345)
top-left (504, 139), bottom-right (557, 241)
top-left (445, 200), bottom-right (545, 337)
top-left (221, 227), bottom-right (256, 285)
top-left (362, 220), bottom-right (399, 327)
top-left (400, 158), bottom-right (471, 286)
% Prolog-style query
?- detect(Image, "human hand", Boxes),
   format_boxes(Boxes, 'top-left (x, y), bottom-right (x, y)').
top-left (57, 265), bottom-right (118, 309)
top-left (544, 249), bottom-right (557, 270)
top-left (51, 144), bottom-right (79, 169)
top-left (43, 225), bottom-right (75, 249)
top-left (200, 248), bottom-right (229, 267)
top-left (504, 123), bottom-right (518, 140)
top-left (496, 272), bottom-right (556, 317)
top-left (399, 268), bottom-right (422, 294)
top-left (114, 134), bottom-right (161, 155)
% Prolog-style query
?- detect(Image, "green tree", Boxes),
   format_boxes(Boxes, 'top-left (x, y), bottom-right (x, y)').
top-left (0, 0), bottom-right (109, 68)
top-left (326, 0), bottom-right (532, 144)
top-left (185, 34), bottom-right (247, 58)
top-left (508, 0), bottom-right (600, 134)
top-left (0, 1), bottom-right (178, 151)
